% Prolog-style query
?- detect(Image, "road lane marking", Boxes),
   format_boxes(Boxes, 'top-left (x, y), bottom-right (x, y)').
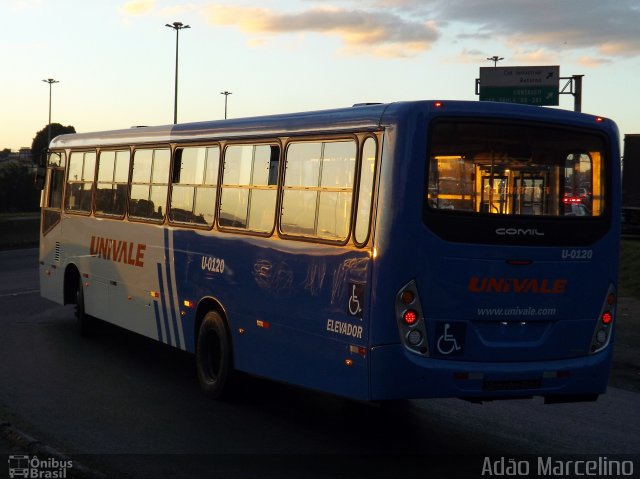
top-left (0, 289), bottom-right (40, 298)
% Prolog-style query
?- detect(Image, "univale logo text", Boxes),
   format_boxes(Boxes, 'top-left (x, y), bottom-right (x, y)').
top-left (468, 276), bottom-right (567, 294)
top-left (90, 235), bottom-right (146, 268)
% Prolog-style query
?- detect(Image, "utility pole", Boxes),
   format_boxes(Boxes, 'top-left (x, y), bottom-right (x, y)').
top-left (220, 91), bottom-right (232, 119)
top-left (42, 78), bottom-right (59, 145)
top-left (166, 21), bottom-right (190, 124)
top-left (487, 56), bottom-right (504, 67)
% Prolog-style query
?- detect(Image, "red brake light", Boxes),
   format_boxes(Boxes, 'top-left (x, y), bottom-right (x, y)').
top-left (403, 310), bottom-right (418, 325)
top-left (596, 117), bottom-right (605, 123)
top-left (601, 312), bottom-right (613, 324)
top-left (433, 101), bottom-right (443, 108)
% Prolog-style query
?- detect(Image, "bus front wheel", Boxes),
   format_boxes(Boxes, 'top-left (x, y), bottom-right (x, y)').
top-left (196, 311), bottom-right (231, 399)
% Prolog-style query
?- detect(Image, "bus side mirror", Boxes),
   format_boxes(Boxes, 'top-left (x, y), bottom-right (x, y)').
top-left (34, 166), bottom-right (46, 190)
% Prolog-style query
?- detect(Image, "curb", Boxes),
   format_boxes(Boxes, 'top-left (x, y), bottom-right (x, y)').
top-left (1, 421), bottom-right (109, 479)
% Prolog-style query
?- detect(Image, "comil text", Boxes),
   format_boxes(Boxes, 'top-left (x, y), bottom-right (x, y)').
top-left (89, 236), bottom-right (146, 268)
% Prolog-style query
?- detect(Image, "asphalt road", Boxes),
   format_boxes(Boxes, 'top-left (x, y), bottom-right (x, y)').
top-left (0, 248), bottom-right (638, 478)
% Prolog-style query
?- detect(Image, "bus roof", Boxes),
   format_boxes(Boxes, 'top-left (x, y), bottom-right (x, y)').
top-left (49, 100), bottom-right (617, 149)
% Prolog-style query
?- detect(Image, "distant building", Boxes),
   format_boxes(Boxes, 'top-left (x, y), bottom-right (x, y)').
top-left (18, 147), bottom-right (32, 163)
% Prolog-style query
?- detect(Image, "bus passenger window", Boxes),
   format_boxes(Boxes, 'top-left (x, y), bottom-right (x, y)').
top-left (219, 144), bottom-right (279, 233)
top-left (129, 148), bottom-right (169, 222)
top-left (281, 140), bottom-right (356, 241)
top-left (354, 137), bottom-right (377, 245)
top-left (170, 146), bottom-right (219, 227)
top-left (65, 151), bottom-right (96, 213)
top-left (95, 150), bottom-right (130, 217)
top-left (48, 169), bottom-right (65, 209)
top-left (317, 142), bottom-right (356, 239)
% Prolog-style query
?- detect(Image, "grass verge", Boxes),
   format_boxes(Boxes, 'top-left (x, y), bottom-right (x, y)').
top-left (619, 238), bottom-right (640, 300)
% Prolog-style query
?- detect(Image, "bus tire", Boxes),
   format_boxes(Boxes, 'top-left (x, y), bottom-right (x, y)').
top-left (196, 311), bottom-right (232, 399)
top-left (76, 278), bottom-right (95, 336)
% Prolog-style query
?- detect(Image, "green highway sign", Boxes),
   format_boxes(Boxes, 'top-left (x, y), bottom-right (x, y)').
top-left (480, 86), bottom-right (559, 105)
top-left (479, 66), bottom-right (560, 106)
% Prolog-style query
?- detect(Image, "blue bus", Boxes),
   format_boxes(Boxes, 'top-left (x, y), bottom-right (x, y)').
top-left (39, 100), bottom-right (620, 403)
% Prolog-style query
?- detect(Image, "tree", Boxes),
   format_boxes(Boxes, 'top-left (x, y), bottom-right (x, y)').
top-left (0, 162), bottom-right (40, 212)
top-left (31, 123), bottom-right (76, 165)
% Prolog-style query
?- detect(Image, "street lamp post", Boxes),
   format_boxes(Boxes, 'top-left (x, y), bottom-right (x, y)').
top-left (166, 21), bottom-right (190, 124)
top-left (220, 91), bottom-right (232, 119)
top-left (42, 78), bottom-right (59, 145)
top-left (487, 55), bottom-right (504, 67)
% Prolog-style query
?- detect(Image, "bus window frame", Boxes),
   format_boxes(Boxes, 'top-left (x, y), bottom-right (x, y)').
top-left (423, 118), bottom-right (613, 246)
top-left (353, 134), bottom-right (380, 248)
top-left (94, 147), bottom-right (132, 220)
top-left (168, 143), bottom-right (221, 231)
top-left (42, 150), bottom-right (67, 235)
top-left (277, 134), bottom-right (359, 247)
top-left (127, 145), bottom-right (171, 225)
top-left (216, 140), bottom-right (282, 238)
top-left (64, 149), bottom-right (97, 216)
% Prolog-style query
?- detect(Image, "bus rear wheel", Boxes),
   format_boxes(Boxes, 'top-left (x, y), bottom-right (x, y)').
top-left (196, 311), bottom-right (231, 399)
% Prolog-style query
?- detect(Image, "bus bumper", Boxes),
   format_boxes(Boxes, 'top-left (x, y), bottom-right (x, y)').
top-left (369, 344), bottom-right (612, 402)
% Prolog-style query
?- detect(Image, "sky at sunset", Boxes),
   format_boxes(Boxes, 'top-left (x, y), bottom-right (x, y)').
top-left (1, 0), bottom-right (639, 151)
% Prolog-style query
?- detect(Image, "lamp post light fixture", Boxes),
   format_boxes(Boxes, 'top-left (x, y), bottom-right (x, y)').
top-left (487, 56), bottom-right (504, 67)
top-left (166, 21), bottom-right (190, 124)
top-left (220, 91), bottom-right (232, 119)
top-left (42, 78), bottom-right (59, 145)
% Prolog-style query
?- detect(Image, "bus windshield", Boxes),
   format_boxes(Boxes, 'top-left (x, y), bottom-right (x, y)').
top-left (427, 120), bottom-right (607, 217)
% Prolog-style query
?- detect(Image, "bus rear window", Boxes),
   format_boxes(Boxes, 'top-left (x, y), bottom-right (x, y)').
top-left (427, 121), bottom-right (607, 217)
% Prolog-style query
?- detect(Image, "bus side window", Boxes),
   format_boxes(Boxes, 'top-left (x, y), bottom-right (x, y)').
top-left (95, 150), bottom-right (130, 217)
top-left (42, 151), bottom-right (66, 234)
top-left (281, 140), bottom-right (356, 241)
top-left (129, 148), bottom-right (170, 222)
top-left (219, 144), bottom-right (279, 233)
top-left (170, 146), bottom-right (219, 227)
top-left (65, 151), bottom-right (96, 214)
top-left (48, 169), bottom-right (65, 209)
top-left (281, 142), bottom-right (322, 236)
top-left (354, 137), bottom-right (377, 245)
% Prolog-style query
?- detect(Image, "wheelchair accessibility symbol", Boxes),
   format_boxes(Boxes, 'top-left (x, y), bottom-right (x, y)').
top-left (435, 322), bottom-right (466, 356)
top-left (347, 283), bottom-right (364, 318)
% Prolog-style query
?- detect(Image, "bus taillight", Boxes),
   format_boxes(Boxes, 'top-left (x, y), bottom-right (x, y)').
top-left (395, 280), bottom-right (429, 356)
top-left (403, 310), bottom-right (418, 325)
top-left (589, 285), bottom-right (616, 354)
top-left (400, 290), bottom-right (415, 304)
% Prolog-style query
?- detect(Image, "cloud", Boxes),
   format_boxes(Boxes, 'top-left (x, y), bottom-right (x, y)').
top-left (431, 0), bottom-right (640, 60)
top-left (577, 56), bottom-right (613, 68)
top-left (139, 0), bottom-right (640, 63)
top-left (10, 0), bottom-right (44, 12)
top-left (205, 5), bottom-right (440, 58)
top-left (119, 0), bottom-right (155, 16)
